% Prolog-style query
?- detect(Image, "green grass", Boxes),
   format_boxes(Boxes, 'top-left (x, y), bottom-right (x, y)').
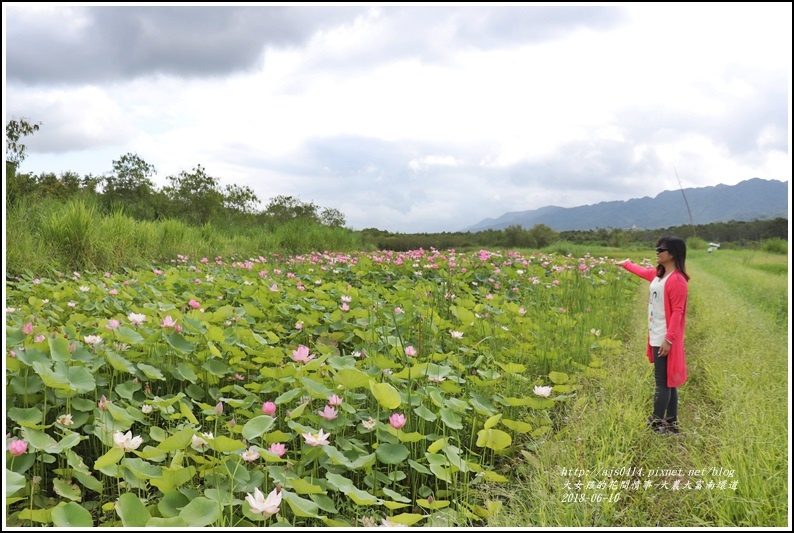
top-left (484, 250), bottom-right (789, 527)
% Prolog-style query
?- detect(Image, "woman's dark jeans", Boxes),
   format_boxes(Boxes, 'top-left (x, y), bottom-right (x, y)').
top-left (653, 346), bottom-right (678, 421)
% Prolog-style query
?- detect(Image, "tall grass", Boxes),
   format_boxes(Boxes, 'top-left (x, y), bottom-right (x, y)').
top-left (5, 202), bottom-right (370, 277)
top-left (484, 250), bottom-right (789, 527)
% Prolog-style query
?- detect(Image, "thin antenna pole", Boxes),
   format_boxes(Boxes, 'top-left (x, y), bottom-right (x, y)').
top-left (674, 166), bottom-right (696, 238)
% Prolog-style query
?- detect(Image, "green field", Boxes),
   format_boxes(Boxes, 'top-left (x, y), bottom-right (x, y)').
top-left (4, 247), bottom-right (789, 527)
top-left (484, 249), bottom-right (789, 527)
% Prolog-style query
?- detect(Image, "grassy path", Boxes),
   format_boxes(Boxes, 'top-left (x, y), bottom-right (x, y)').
top-left (487, 253), bottom-right (789, 527)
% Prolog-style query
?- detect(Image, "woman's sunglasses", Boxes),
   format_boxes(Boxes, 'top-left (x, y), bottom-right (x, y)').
top-left (656, 247), bottom-right (669, 253)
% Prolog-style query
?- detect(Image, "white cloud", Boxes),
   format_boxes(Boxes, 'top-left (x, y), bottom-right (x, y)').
top-left (4, 4), bottom-right (790, 233)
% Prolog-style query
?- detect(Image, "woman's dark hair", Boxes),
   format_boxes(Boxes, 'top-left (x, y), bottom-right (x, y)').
top-left (656, 236), bottom-right (690, 280)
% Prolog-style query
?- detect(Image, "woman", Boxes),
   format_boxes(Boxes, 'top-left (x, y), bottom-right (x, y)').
top-left (618, 236), bottom-right (689, 435)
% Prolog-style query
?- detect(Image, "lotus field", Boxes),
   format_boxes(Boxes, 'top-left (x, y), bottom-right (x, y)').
top-left (5, 248), bottom-right (637, 527)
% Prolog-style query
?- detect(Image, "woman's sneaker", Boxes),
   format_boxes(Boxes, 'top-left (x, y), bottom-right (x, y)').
top-left (647, 416), bottom-right (667, 434)
top-left (664, 417), bottom-right (680, 435)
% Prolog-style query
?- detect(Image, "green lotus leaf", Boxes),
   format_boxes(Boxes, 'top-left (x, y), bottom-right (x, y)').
top-left (283, 490), bottom-right (327, 518)
top-left (52, 477), bottom-right (81, 501)
top-left (115, 326), bottom-right (145, 345)
top-left (242, 415), bottom-right (276, 441)
top-left (171, 363), bottom-right (198, 382)
top-left (18, 506), bottom-right (52, 524)
top-left (150, 465), bottom-right (196, 491)
top-left (417, 498), bottom-right (450, 510)
top-left (157, 427), bottom-right (196, 452)
top-left (413, 404), bottom-right (437, 422)
top-left (7, 406), bottom-right (44, 427)
top-left (94, 447), bottom-right (125, 470)
top-left (501, 418), bottom-right (533, 433)
top-left (439, 408), bottom-right (463, 430)
top-left (334, 367), bottom-right (370, 389)
top-left (209, 435), bottom-right (246, 453)
top-left (287, 477), bottom-right (325, 495)
top-left (137, 363), bottom-right (165, 380)
top-left (146, 517), bottom-right (188, 527)
top-left (158, 489), bottom-right (190, 517)
top-left (47, 335), bottom-right (72, 363)
top-left (72, 470), bottom-right (103, 492)
top-left (5, 469), bottom-right (26, 496)
top-left (369, 380), bottom-right (401, 409)
top-left (301, 376), bottom-right (333, 398)
top-left (51, 501), bottom-right (93, 527)
top-left (165, 332), bottom-right (194, 354)
top-left (548, 370), bottom-right (569, 384)
top-left (375, 442), bottom-right (410, 464)
top-left (476, 428), bottom-right (512, 451)
top-left (381, 487), bottom-right (411, 504)
top-left (325, 472), bottom-right (380, 505)
top-left (121, 457), bottom-right (163, 479)
top-left (481, 470), bottom-right (510, 482)
top-left (178, 496), bottom-right (221, 527)
top-left (397, 431), bottom-right (425, 443)
top-left (483, 413), bottom-right (502, 429)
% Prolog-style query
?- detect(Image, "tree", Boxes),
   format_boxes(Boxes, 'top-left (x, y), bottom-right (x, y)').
top-left (161, 165), bottom-right (225, 225)
top-left (101, 153), bottom-right (157, 219)
top-left (320, 207), bottom-right (346, 228)
top-left (528, 224), bottom-right (559, 249)
top-left (223, 183), bottom-right (260, 215)
top-left (262, 195), bottom-right (320, 225)
top-left (5, 118), bottom-right (42, 207)
top-left (5, 117), bottom-right (41, 168)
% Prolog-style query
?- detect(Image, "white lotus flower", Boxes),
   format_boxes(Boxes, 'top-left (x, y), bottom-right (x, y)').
top-left (241, 447), bottom-right (260, 462)
top-left (533, 385), bottom-right (553, 398)
top-left (245, 487), bottom-right (282, 517)
top-left (113, 430), bottom-right (143, 451)
top-left (302, 429), bottom-right (331, 446)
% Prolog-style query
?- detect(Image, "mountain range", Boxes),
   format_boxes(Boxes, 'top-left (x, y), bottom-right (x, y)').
top-left (464, 178), bottom-right (789, 232)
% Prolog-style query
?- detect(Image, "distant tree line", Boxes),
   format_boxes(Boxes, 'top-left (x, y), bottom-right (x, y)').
top-left (6, 119), bottom-right (346, 230)
top-left (6, 118), bottom-right (787, 252)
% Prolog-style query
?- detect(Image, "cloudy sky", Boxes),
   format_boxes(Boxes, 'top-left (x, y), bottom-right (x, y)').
top-left (3, 3), bottom-right (791, 233)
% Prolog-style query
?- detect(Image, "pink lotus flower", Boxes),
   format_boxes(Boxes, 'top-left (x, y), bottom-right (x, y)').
top-left (389, 413), bottom-right (407, 430)
top-left (327, 394), bottom-right (343, 406)
top-left (160, 315), bottom-right (177, 328)
top-left (340, 303), bottom-right (350, 312)
top-left (188, 299), bottom-right (201, 309)
top-left (22, 322), bottom-right (34, 335)
top-left (404, 346), bottom-right (417, 357)
top-left (295, 321), bottom-right (304, 330)
top-left (34, 334), bottom-right (45, 343)
top-left (8, 439), bottom-right (28, 456)
top-left (106, 319), bottom-right (120, 331)
top-left (291, 345), bottom-right (315, 364)
top-left (268, 442), bottom-right (286, 457)
top-left (98, 395), bottom-right (110, 411)
top-left (261, 402), bottom-right (277, 416)
top-left (318, 405), bottom-right (338, 420)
